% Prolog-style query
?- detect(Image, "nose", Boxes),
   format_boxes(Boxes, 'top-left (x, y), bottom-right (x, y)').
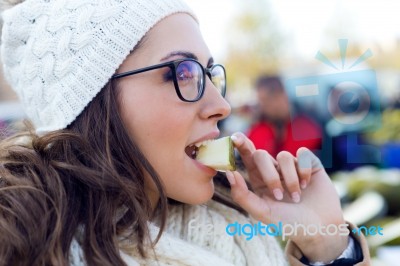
top-left (199, 78), bottom-right (231, 121)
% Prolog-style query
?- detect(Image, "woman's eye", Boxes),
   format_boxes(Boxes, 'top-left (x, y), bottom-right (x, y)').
top-left (177, 67), bottom-right (193, 81)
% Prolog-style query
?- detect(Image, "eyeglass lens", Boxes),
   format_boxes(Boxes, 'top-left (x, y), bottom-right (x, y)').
top-left (175, 60), bottom-right (225, 101)
top-left (210, 65), bottom-right (226, 96)
top-left (176, 61), bottom-right (203, 100)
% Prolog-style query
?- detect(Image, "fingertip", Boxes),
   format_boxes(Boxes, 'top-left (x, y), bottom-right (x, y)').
top-left (296, 147), bottom-right (311, 157)
top-left (272, 188), bottom-right (283, 201)
top-left (300, 180), bottom-right (307, 189)
top-left (291, 192), bottom-right (301, 203)
top-left (230, 133), bottom-right (243, 145)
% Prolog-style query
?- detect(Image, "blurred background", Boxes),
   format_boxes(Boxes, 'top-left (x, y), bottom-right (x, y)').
top-left (185, 0), bottom-right (400, 264)
top-left (1, 0), bottom-right (400, 264)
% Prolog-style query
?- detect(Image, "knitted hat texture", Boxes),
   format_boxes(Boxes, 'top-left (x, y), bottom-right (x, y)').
top-left (1, 0), bottom-right (196, 134)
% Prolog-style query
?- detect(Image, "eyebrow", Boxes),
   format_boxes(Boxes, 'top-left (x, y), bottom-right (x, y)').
top-left (161, 51), bottom-right (214, 66)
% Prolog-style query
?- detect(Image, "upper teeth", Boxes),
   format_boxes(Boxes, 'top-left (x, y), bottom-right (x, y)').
top-left (194, 139), bottom-right (213, 148)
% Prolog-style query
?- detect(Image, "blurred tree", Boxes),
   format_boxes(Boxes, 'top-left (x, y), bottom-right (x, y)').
top-left (223, 0), bottom-right (285, 94)
top-left (369, 42), bottom-right (400, 69)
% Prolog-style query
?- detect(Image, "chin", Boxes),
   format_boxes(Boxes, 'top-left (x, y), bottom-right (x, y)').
top-left (182, 181), bottom-right (215, 205)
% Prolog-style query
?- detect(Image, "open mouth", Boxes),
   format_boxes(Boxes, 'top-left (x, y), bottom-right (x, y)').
top-left (185, 145), bottom-right (199, 159)
top-left (185, 139), bottom-right (213, 160)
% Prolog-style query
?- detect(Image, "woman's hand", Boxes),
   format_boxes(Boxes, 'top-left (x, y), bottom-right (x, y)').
top-left (226, 132), bottom-right (349, 263)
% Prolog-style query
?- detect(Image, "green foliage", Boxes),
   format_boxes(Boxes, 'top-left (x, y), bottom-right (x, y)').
top-left (366, 109), bottom-right (400, 144)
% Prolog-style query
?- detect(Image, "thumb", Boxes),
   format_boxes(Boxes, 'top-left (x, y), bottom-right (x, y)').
top-left (226, 171), bottom-right (271, 223)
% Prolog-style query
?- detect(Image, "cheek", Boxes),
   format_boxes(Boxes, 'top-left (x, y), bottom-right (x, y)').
top-left (117, 79), bottom-right (214, 204)
top-left (119, 87), bottom-right (194, 169)
top-left (120, 82), bottom-right (177, 136)
top-left (124, 102), bottom-right (184, 144)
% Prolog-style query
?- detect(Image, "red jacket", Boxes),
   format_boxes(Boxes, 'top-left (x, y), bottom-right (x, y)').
top-left (247, 115), bottom-right (322, 157)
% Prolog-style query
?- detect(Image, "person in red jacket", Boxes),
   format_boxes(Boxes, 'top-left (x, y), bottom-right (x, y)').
top-left (247, 75), bottom-right (322, 157)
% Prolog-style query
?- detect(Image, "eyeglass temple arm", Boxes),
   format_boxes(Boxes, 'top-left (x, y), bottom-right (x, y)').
top-left (112, 61), bottom-right (174, 79)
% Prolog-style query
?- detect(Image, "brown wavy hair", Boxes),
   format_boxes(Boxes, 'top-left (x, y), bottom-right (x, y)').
top-left (0, 78), bottom-right (168, 265)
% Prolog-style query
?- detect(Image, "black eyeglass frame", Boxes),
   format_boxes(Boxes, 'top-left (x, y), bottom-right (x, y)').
top-left (111, 58), bottom-right (227, 102)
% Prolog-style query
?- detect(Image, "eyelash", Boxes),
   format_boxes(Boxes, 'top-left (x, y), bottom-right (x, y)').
top-left (162, 65), bottom-right (213, 82)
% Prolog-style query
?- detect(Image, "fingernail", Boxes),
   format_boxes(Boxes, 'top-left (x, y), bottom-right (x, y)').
top-left (230, 135), bottom-right (238, 142)
top-left (273, 189), bottom-right (283, 201)
top-left (300, 180), bottom-right (307, 189)
top-left (226, 171), bottom-right (235, 185)
top-left (291, 192), bottom-right (300, 203)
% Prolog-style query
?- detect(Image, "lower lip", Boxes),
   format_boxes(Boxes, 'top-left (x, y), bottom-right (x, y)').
top-left (190, 156), bottom-right (217, 176)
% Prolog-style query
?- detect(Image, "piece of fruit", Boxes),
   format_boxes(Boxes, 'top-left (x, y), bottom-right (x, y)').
top-left (195, 136), bottom-right (236, 171)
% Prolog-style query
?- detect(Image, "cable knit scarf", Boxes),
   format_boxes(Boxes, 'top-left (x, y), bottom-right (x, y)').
top-left (69, 200), bottom-right (288, 266)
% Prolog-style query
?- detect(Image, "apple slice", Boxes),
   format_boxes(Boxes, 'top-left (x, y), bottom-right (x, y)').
top-left (196, 136), bottom-right (236, 171)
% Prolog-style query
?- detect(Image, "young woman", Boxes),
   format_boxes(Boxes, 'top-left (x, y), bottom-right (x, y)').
top-left (0, 0), bottom-right (370, 265)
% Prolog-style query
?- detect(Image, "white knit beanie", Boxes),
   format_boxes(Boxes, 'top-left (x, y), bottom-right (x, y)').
top-left (0, 0), bottom-right (196, 134)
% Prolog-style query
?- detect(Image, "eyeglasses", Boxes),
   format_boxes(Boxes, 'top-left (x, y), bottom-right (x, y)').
top-left (111, 58), bottom-right (226, 102)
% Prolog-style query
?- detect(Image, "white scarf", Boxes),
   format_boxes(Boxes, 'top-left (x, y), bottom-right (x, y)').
top-left (70, 200), bottom-right (288, 266)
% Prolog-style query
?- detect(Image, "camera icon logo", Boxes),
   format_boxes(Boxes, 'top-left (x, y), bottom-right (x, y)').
top-left (327, 81), bottom-right (370, 125)
top-left (285, 40), bottom-right (381, 168)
